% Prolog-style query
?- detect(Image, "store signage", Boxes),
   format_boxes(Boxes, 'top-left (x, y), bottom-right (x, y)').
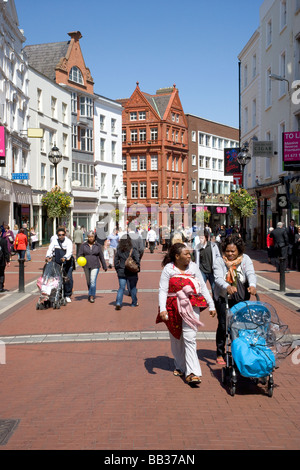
top-left (224, 147), bottom-right (241, 176)
top-left (283, 132), bottom-right (300, 171)
top-left (253, 141), bottom-right (273, 158)
top-left (0, 126), bottom-right (5, 167)
top-left (12, 173), bottom-right (29, 180)
top-left (216, 207), bottom-right (227, 214)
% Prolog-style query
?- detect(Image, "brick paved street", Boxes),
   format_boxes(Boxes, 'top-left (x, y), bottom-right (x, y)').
top-left (0, 245), bottom-right (299, 450)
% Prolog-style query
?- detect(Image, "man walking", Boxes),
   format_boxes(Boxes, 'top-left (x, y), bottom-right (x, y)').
top-left (73, 226), bottom-right (84, 259)
top-left (270, 222), bottom-right (289, 272)
top-left (194, 230), bottom-right (220, 295)
top-left (146, 226), bottom-right (157, 253)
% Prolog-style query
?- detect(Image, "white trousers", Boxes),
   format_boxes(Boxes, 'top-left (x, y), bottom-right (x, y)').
top-left (169, 307), bottom-right (202, 377)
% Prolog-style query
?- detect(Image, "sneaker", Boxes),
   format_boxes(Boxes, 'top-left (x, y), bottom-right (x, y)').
top-left (65, 297), bottom-right (71, 303)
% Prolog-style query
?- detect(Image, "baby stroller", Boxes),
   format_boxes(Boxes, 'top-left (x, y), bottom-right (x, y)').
top-left (221, 294), bottom-right (293, 397)
top-left (36, 260), bottom-right (66, 310)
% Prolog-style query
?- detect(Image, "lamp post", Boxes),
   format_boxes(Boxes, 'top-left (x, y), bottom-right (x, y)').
top-left (114, 188), bottom-right (121, 230)
top-left (237, 142), bottom-right (251, 188)
top-left (269, 73), bottom-right (290, 93)
top-left (48, 145), bottom-right (62, 186)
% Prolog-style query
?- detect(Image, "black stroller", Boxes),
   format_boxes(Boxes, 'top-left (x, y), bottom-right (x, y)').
top-left (36, 261), bottom-right (66, 310)
top-left (221, 294), bottom-right (293, 397)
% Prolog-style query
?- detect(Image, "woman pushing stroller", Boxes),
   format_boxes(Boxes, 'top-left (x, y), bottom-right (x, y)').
top-left (213, 235), bottom-right (257, 365)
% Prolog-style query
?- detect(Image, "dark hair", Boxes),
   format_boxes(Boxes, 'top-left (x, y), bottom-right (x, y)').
top-left (221, 235), bottom-right (245, 255)
top-left (118, 235), bottom-right (132, 252)
top-left (19, 228), bottom-right (25, 234)
top-left (162, 243), bottom-right (186, 267)
top-left (57, 226), bottom-right (66, 235)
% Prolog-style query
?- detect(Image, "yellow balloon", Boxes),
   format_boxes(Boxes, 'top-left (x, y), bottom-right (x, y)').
top-left (77, 256), bottom-right (87, 267)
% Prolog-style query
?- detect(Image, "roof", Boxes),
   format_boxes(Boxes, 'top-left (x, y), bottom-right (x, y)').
top-left (142, 92), bottom-right (173, 119)
top-left (24, 41), bottom-right (70, 81)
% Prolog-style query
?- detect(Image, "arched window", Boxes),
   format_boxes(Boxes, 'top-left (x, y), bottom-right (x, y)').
top-left (69, 66), bottom-right (84, 85)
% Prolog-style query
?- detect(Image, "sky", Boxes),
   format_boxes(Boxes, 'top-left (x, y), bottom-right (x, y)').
top-left (14, 0), bottom-right (263, 129)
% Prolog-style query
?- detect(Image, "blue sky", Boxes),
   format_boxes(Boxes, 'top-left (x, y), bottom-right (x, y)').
top-left (14, 0), bottom-right (263, 129)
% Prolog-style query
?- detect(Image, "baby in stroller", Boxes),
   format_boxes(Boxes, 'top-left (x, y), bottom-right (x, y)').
top-left (36, 261), bottom-right (65, 309)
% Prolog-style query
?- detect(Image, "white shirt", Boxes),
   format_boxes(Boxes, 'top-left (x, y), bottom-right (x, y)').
top-left (147, 229), bottom-right (157, 242)
top-left (46, 235), bottom-right (73, 260)
top-left (159, 261), bottom-right (215, 312)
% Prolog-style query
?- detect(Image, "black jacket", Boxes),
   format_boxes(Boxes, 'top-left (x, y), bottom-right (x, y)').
top-left (0, 237), bottom-right (10, 266)
top-left (78, 241), bottom-right (107, 270)
top-left (114, 247), bottom-right (140, 278)
top-left (270, 227), bottom-right (288, 248)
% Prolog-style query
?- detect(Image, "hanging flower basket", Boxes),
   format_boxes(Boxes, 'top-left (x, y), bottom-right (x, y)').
top-left (229, 188), bottom-right (256, 218)
top-left (41, 186), bottom-right (72, 219)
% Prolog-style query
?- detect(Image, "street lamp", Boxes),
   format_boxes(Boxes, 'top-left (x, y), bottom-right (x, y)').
top-left (114, 188), bottom-right (121, 230)
top-left (237, 142), bottom-right (251, 188)
top-left (48, 145), bottom-right (62, 186)
top-left (269, 73), bottom-right (290, 93)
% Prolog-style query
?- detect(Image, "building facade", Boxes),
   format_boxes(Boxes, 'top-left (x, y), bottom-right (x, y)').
top-left (186, 114), bottom-right (239, 230)
top-left (120, 83), bottom-right (188, 228)
top-left (239, 0), bottom-right (300, 248)
top-left (0, 0), bottom-right (31, 229)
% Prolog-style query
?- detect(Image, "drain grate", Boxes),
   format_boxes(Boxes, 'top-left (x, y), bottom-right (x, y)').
top-left (0, 419), bottom-right (20, 446)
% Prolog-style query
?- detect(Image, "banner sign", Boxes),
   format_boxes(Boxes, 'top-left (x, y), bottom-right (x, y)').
top-left (0, 126), bottom-right (5, 167)
top-left (224, 147), bottom-right (242, 183)
top-left (283, 132), bottom-right (300, 171)
top-left (253, 141), bottom-right (273, 158)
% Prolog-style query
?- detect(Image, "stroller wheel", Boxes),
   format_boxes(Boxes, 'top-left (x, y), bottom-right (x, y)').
top-left (36, 303), bottom-right (40, 310)
top-left (230, 383), bottom-right (236, 396)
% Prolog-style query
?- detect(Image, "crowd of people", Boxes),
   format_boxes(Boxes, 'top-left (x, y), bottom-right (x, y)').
top-left (267, 219), bottom-right (300, 272)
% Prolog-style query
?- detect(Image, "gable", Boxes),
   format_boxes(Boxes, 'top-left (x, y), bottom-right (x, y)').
top-left (123, 87), bottom-right (161, 123)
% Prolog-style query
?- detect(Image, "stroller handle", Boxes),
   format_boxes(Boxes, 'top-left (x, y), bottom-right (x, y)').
top-left (224, 290), bottom-right (260, 306)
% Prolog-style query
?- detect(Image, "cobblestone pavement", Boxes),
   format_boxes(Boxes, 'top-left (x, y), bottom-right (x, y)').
top-left (0, 245), bottom-right (299, 451)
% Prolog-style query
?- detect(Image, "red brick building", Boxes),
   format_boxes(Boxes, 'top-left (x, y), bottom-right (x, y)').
top-left (119, 83), bottom-right (188, 224)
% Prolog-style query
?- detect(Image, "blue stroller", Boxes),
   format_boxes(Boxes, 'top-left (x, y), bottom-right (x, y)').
top-left (221, 294), bottom-right (293, 397)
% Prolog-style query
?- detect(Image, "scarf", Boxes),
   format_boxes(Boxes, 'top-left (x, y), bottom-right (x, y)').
top-left (223, 255), bottom-right (243, 286)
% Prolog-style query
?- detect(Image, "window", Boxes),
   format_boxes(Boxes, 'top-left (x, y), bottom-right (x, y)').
top-left (50, 165), bottom-right (54, 188)
top-left (191, 131), bottom-right (196, 142)
top-left (176, 182), bottom-right (179, 199)
top-left (139, 111), bottom-right (146, 120)
top-left (122, 155), bottom-right (127, 171)
top-left (112, 174), bottom-right (117, 191)
top-left (199, 156), bottom-right (204, 167)
top-left (252, 54), bottom-right (257, 78)
top-left (111, 141), bottom-right (116, 162)
top-left (100, 173), bottom-right (106, 195)
top-left (218, 160), bottom-right (223, 171)
top-left (131, 182), bottom-right (138, 198)
top-left (51, 97), bottom-right (57, 119)
top-left (37, 88), bottom-right (42, 112)
top-left (252, 99), bottom-right (257, 127)
top-left (69, 66), bottom-right (84, 85)
top-left (244, 106), bottom-right (248, 133)
top-left (131, 156), bottom-right (138, 171)
top-left (151, 181), bottom-right (158, 198)
top-left (63, 167), bottom-right (68, 190)
top-left (199, 133), bottom-right (204, 145)
top-left (192, 155), bottom-right (196, 166)
top-left (140, 156), bottom-right (146, 170)
top-left (62, 133), bottom-right (68, 155)
top-left (266, 19), bottom-right (272, 47)
top-left (212, 158), bottom-right (217, 170)
top-left (150, 128), bottom-right (158, 141)
top-left (205, 135), bottom-right (210, 146)
top-left (139, 128), bottom-right (146, 141)
top-left (131, 129), bottom-right (138, 141)
top-left (111, 118), bottom-right (116, 133)
top-left (140, 182), bottom-right (147, 198)
top-left (71, 92), bottom-right (77, 113)
top-left (41, 163), bottom-right (46, 189)
top-left (130, 112), bottom-right (137, 121)
top-left (80, 128), bottom-right (93, 151)
top-left (151, 155), bottom-right (158, 170)
top-left (80, 97), bottom-right (93, 117)
top-left (100, 138), bottom-right (105, 160)
top-left (122, 129), bottom-right (126, 142)
top-left (265, 131), bottom-right (271, 178)
top-left (192, 179), bottom-right (196, 191)
top-left (280, 1), bottom-right (287, 30)
top-left (205, 157), bottom-right (211, 169)
top-left (100, 115), bottom-right (105, 130)
top-left (244, 64), bottom-right (248, 88)
top-left (280, 52), bottom-right (287, 96)
top-left (212, 137), bottom-right (217, 148)
top-left (62, 103), bottom-right (67, 124)
top-left (266, 68), bottom-right (272, 107)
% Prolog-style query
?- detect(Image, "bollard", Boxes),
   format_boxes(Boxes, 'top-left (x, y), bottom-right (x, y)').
top-left (279, 257), bottom-right (285, 292)
top-left (18, 258), bottom-right (25, 293)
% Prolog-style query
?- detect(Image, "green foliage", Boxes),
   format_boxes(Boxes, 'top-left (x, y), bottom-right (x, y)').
top-left (229, 188), bottom-right (256, 218)
top-left (41, 186), bottom-right (72, 219)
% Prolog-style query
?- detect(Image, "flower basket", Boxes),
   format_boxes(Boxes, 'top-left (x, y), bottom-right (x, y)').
top-left (41, 186), bottom-right (72, 219)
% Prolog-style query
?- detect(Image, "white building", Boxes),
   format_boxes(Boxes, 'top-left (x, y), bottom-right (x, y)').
top-left (0, 0), bottom-right (31, 228)
top-left (94, 93), bottom-right (125, 234)
top-left (239, 0), bottom-right (300, 247)
top-left (27, 66), bottom-right (72, 242)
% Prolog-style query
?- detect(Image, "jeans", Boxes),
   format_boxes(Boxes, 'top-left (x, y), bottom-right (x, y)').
top-left (63, 261), bottom-right (73, 297)
top-left (201, 271), bottom-right (215, 294)
top-left (84, 267), bottom-right (99, 297)
top-left (26, 244), bottom-right (31, 261)
top-left (116, 277), bottom-right (137, 306)
top-left (17, 250), bottom-right (26, 260)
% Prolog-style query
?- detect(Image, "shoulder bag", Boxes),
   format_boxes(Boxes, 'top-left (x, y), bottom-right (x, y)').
top-left (125, 249), bottom-right (139, 273)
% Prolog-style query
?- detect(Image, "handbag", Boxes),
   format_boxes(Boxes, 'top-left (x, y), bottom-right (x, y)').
top-left (8, 235), bottom-right (14, 243)
top-left (125, 249), bottom-right (139, 273)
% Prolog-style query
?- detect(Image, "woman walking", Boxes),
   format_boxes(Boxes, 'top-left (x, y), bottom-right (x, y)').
top-left (157, 243), bottom-right (216, 385)
top-left (77, 230), bottom-right (107, 303)
top-left (30, 227), bottom-right (38, 251)
top-left (114, 235), bottom-right (140, 310)
top-left (213, 235), bottom-right (257, 365)
top-left (14, 228), bottom-right (27, 260)
top-left (1, 224), bottom-right (14, 260)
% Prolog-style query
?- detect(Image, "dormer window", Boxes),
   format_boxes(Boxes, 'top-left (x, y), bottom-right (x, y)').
top-left (69, 66), bottom-right (84, 85)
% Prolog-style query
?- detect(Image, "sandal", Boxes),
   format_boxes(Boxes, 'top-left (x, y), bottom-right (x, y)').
top-left (216, 357), bottom-right (226, 365)
top-left (173, 369), bottom-right (184, 377)
top-left (185, 373), bottom-right (201, 384)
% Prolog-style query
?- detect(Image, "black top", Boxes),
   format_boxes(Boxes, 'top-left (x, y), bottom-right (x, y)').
top-left (78, 242), bottom-right (107, 270)
top-left (114, 247), bottom-right (140, 278)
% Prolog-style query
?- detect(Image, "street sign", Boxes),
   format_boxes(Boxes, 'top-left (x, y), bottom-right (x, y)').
top-left (253, 141), bottom-right (273, 158)
top-left (277, 194), bottom-right (288, 211)
top-left (11, 173), bottom-right (29, 180)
